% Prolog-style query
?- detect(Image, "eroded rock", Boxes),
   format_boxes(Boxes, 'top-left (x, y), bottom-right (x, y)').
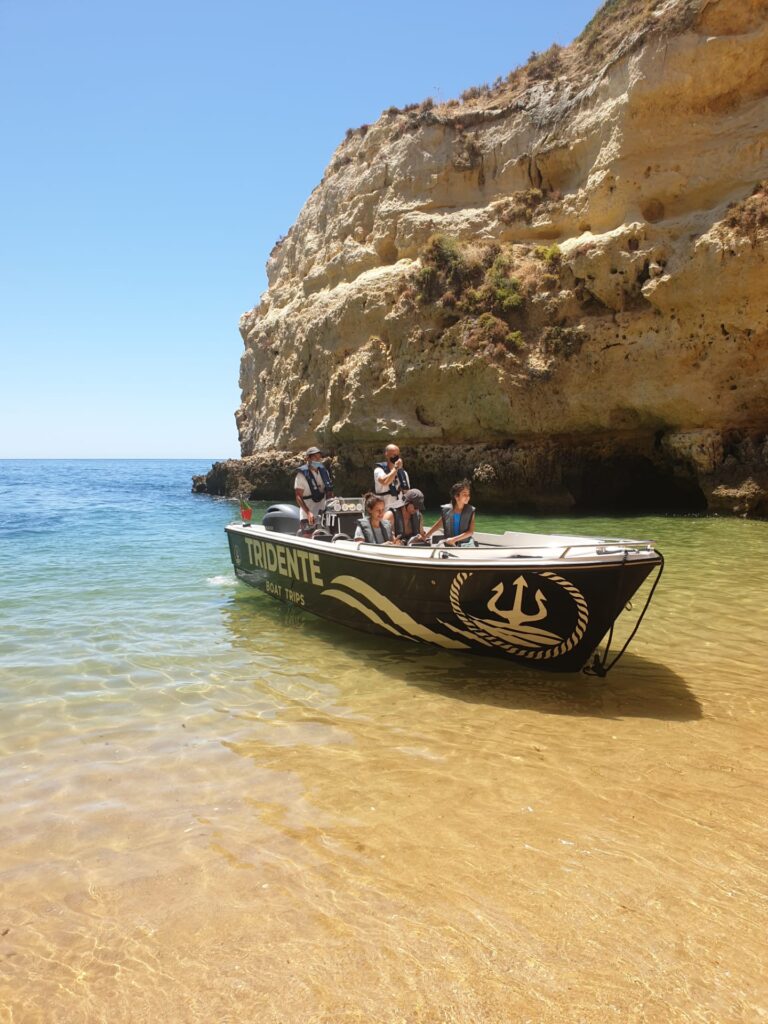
top-left (214, 0), bottom-right (768, 517)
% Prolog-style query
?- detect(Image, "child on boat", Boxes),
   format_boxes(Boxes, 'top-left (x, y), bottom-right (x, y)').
top-left (426, 480), bottom-right (477, 546)
top-left (354, 493), bottom-right (402, 545)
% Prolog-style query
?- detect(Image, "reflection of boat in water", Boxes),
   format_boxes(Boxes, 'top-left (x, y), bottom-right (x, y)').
top-left (225, 499), bottom-right (664, 675)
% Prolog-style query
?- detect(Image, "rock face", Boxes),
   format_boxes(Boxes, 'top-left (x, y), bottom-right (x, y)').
top-left (202, 0), bottom-right (768, 515)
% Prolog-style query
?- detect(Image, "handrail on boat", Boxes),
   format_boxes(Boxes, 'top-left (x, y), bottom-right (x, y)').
top-left (483, 537), bottom-right (656, 556)
top-left (425, 538), bottom-right (656, 560)
top-left (559, 540), bottom-right (655, 558)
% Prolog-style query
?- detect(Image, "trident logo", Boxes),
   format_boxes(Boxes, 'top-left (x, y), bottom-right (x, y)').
top-left (441, 569), bottom-right (587, 657)
top-left (479, 576), bottom-right (563, 646)
top-left (488, 576), bottom-right (547, 627)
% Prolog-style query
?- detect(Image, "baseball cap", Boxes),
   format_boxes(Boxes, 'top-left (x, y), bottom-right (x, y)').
top-left (305, 446), bottom-right (324, 456)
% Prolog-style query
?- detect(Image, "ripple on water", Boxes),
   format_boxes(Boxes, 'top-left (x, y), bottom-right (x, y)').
top-left (1, 463), bottom-right (767, 1021)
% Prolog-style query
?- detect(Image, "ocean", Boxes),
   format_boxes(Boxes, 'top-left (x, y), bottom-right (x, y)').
top-left (1, 459), bottom-right (766, 1022)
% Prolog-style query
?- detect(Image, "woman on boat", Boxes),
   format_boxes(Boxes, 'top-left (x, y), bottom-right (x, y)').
top-left (354, 493), bottom-right (402, 545)
top-left (426, 480), bottom-right (476, 547)
top-left (383, 488), bottom-right (428, 545)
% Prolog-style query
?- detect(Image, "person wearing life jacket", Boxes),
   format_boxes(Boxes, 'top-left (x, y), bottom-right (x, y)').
top-left (384, 488), bottom-right (427, 544)
top-left (354, 493), bottom-right (402, 545)
top-left (294, 445), bottom-right (334, 534)
top-left (426, 479), bottom-right (476, 546)
top-left (373, 443), bottom-right (411, 512)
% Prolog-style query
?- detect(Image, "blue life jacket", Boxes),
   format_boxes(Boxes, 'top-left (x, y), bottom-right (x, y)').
top-left (356, 516), bottom-right (393, 544)
top-left (440, 503), bottom-right (475, 539)
top-left (297, 463), bottom-right (334, 504)
top-left (375, 461), bottom-right (410, 498)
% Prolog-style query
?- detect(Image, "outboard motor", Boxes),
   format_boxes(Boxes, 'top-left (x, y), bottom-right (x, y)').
top-left (262, 503), bottom-right (301, 535)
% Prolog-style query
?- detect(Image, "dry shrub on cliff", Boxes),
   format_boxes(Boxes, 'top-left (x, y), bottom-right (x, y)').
top-left (577, 0), bottom-right (671, 58)
top-left (460, 314), bottom-right (525, 358)
top-left (465, 314), bottom-right (507, 348)
top-left (575, 0), bottom-right (699, 71)
top-left (506, 330), bottom-right (525, 352)
top-left (415, 237), bottom-right (528, 328)
top-left (534, 243), bottom-right (562, 266)
top-left (460, 83), bottom-right (491, 103)
top-left (464, 239), bottom-right (499, 269)
top-left (526, 44), bottom-right (563, 82)
top-left (720, 182), bottom-right (768, 246)
top-left (525, 268), bottom-right (560, 296)
top-left (498, 189), bottom-right (545, 225)
top-left (415, 237), bottom-right (533, 361)
top-left (509, 250), bottom-right (562, 298)
top-left (328, 153), bottom-right (353, 175)
top-left (459, 252), bottom-right (524, 318)
top-left (414, 234), bottom-right (487, 302)
top-left (439, 0), bottom-right (699, 115)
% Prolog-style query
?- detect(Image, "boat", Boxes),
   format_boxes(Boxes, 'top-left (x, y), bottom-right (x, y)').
top-left (224, 498), bottom-right (664, 674)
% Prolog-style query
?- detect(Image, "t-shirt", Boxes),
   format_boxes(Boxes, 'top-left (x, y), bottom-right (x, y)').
top-left (373, 465), bottom-right (410, 511)
top-left (294, 468), bottom-right (327, 521)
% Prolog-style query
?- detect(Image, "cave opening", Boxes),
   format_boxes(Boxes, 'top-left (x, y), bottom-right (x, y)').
top-left (566, 454), bottom-right (707, 514)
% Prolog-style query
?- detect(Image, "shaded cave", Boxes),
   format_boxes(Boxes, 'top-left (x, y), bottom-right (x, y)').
top-left (564, 454), bottom-right (707, 514)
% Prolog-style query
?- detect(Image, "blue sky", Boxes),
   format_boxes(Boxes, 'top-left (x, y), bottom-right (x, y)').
top-left (0, 0), bottom-right (601, 458)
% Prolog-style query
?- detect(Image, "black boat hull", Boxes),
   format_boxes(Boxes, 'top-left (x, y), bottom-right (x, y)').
top-left (225, 527), bottom-right (661, 673)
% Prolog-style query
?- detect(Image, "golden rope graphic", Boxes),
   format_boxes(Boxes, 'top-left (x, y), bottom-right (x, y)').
top-left (442, 571), bottom-right (589, 660)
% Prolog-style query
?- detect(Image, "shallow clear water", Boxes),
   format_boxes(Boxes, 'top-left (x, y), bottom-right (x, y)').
top-left (1, 460), bottom-right (766, 1022)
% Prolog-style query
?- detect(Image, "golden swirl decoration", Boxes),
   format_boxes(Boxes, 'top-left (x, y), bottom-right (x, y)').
top-left (443, 571), bottom-right (589, 660)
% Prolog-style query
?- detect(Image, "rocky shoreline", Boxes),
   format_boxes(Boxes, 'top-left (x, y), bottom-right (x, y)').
top-left (192, 426), bottom-right (768, 517)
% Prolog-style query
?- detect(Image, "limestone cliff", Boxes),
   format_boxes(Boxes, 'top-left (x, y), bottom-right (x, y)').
top-left (198, 0), bottom-right (768, 515)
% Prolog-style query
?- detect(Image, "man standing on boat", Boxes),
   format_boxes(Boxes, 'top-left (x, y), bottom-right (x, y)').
top-left (294, 446), bottom-right (334, 534)
top-left (373, 443), bottom-right (411, 511)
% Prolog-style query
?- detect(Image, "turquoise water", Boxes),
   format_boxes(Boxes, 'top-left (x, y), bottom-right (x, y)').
top-left (1, 460), bottom-right (767, 1022)
top-left (0, 460), bottom-right (235, 700)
